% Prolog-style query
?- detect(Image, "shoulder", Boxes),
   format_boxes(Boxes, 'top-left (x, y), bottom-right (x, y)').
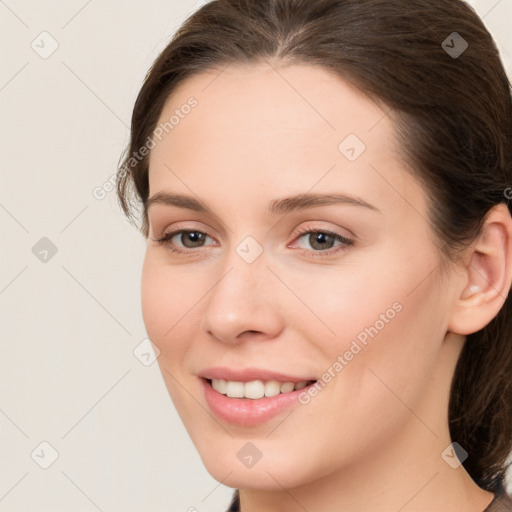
top-left (484, 489), bottom-right (512, 512)
top-left (223, 487), bottom-right (512, 511)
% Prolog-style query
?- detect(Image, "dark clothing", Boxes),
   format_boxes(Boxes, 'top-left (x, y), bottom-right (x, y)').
top-left (484, 486), bottom-right (512, 512)
top-left (226, 489), bottom-right (239, 512)
top-left (225, 485), bottom-right (512, 511)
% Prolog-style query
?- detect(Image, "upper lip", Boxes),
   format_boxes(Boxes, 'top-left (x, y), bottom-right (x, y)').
top-left (199, 366), bottom-right (317, 383)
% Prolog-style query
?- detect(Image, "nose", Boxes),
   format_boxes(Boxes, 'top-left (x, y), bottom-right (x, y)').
top-left (200, 247), bottom-right (283, 344)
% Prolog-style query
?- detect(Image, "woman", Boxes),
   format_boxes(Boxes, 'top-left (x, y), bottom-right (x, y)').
top-left (116, 0), bottom-right (512, 510)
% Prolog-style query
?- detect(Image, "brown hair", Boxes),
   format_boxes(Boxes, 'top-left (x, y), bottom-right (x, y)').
top-left (117, 0), bottom-right (512, 493)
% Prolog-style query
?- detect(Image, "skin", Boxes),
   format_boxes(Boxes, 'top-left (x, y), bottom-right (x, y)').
top-left (141, 61), bottom-right (512, 512)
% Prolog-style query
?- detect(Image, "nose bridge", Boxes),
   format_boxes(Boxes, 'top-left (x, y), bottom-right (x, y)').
top-left (200, 235), bottom-right (281, 342)
top-left (216, 233), bottom-right (268, 297)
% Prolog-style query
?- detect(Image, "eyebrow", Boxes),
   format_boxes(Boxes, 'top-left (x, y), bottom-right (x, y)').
top-left (145, 191), bottom-right (380, 215)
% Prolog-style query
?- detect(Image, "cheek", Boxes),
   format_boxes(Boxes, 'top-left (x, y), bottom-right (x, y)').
top-left (305, 245), bottom-right (445, 410)
top-left (321, 264), bottom-right (444, 434)
top-left (140, 253), bottom-right (197, 342)
top-left (140, 255), bottom-right (167, 340)
top-left (140, 254), bottom-right (199, 409)
top-left (275, 256), bottom-right (404, 353)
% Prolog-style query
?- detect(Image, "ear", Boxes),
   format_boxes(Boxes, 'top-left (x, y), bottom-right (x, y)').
top-left (448, 203), bottom-right (512, 336)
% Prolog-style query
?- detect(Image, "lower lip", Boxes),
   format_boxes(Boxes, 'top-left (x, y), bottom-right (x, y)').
top-left (201, 378), bottom-right (315, 427)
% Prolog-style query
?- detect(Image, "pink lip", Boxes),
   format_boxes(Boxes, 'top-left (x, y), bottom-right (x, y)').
top-left (201, 377), bottom-right (317, 427)
top-left (199, 366), bottom-right (316, 383)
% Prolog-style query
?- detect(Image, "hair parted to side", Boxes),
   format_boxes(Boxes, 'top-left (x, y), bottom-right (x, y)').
top-left (117, 0), bottom-right (512, 494)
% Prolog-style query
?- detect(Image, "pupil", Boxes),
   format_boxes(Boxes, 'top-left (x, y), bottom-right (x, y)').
top-left (184, 231), bottom-right (204, 247)
top-left (311, 232), bottom-right (333, 250)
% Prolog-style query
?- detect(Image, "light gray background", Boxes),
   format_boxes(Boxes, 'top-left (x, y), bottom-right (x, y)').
top-left (1, 1), bottom-right (511, 510)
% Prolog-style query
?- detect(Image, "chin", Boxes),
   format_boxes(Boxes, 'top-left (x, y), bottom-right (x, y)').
top-left (196, 442), bottom-right (317, 491)
top-left (205, 463), bottom-right (296, 491)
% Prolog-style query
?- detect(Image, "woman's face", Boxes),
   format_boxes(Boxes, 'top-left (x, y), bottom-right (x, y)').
top-left (142, 62), bottom-right (462, 489)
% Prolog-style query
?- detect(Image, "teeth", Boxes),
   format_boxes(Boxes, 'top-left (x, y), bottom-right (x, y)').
top-left (226, 381), bottom-right (244, 398)
top-left (264, 380), bottom-right (281, 397)
top-left (245, 380), bottom-right (265, 399)
top-left (280, 381), bottom-right (295, 393)
top-left (210, 378), bottom-right (314, 399)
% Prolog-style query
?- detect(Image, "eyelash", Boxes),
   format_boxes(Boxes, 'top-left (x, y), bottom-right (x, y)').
top-left (152, 226), bottom-right (354, 258)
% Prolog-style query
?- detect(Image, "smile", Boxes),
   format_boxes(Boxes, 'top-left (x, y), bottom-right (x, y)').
top-left (201, 377), bottom-right (319, 426)
top-left (209, 378), bottom-right (315, 399)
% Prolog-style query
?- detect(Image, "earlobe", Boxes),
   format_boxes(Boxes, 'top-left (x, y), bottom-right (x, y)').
top-left (448, 203), bottom-right (512, 335)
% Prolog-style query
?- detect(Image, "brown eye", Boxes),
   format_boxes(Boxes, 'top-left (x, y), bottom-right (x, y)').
top-left (178, 231), bottom-right (207, 248)
top-left (153, 229), bottom-right (215, 254)
top-left (290, 227), bottom-right (354, 258)
top-left (306, 232), bottom-right (337, 251)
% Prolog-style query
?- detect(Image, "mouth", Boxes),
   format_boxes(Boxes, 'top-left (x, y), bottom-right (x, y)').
top-left (203, 377), bottom-right (317, 400)
top-left (201, 376), bottom-right (318, 426)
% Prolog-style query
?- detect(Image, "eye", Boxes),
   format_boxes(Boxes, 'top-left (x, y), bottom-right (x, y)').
top-left (152, 229), bottom-right (216, 254)
top-left (152, 226), bottom-right (354, 258)
top-left (290, 226), bottom-right (354, 257)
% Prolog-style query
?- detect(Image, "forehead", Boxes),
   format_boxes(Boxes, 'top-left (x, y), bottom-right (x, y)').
top-left (150, 61), bottom-right (390, 162)
top-left (147, 61), bottom-right (427, 221)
